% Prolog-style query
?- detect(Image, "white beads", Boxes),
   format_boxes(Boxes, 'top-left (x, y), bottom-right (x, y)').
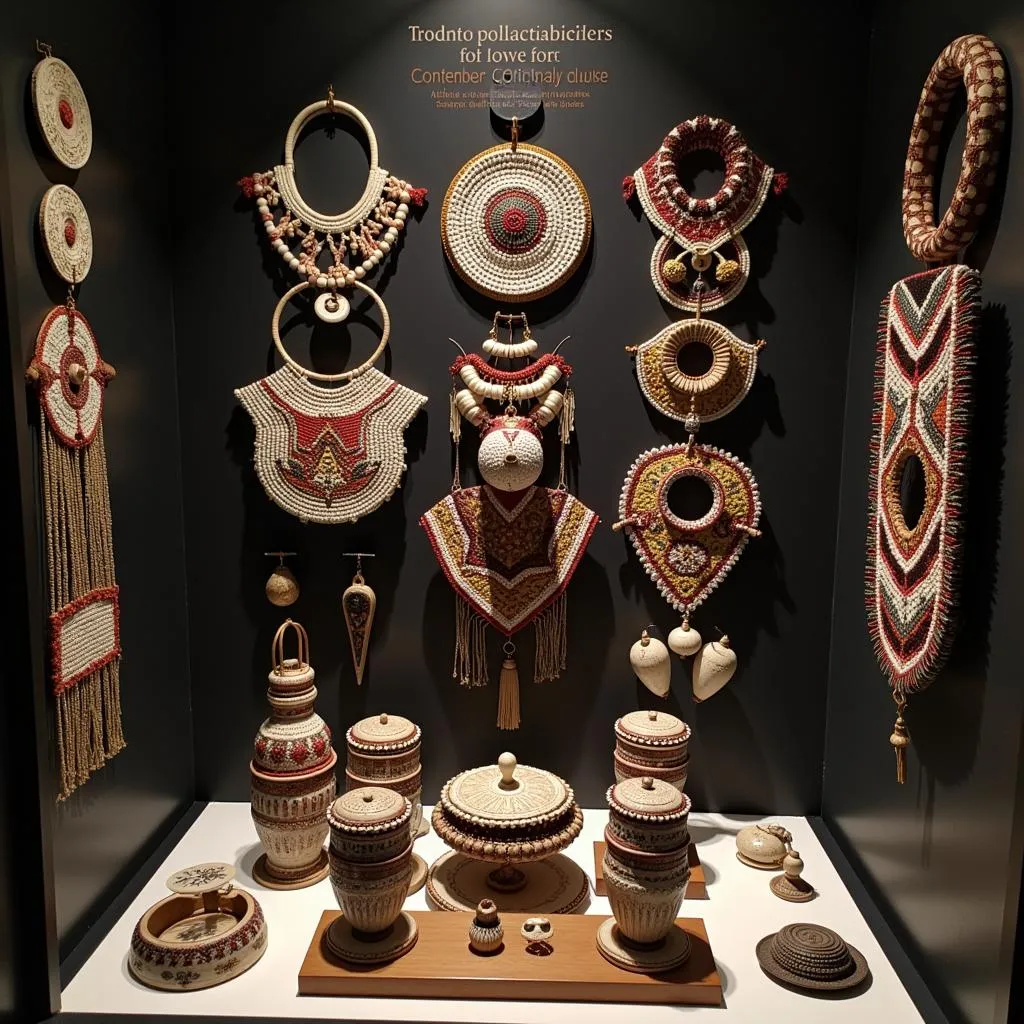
top-left (354, 266), bottom-right (366, 279)
top-left (316, 275), bottom-right (328, 288)
top-left (289, 258), bottom-right (300, 271)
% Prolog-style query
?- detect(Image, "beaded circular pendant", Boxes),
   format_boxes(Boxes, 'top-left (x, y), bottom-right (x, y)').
top-left (31, 57), bottom-right (93, 169)
top-left (631, 319), bottom-right (763, 425)
top-left (617, 444), bottom-right (761, 618)
top-left (39, 185), bottom-right (92, 284)
top-left (442, 143), bottom-right (591, 302)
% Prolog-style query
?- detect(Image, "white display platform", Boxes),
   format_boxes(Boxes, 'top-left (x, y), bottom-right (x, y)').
top-left (61, 803), bottom-right (923, 1022)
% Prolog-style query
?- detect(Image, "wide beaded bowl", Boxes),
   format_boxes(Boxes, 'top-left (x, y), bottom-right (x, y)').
top-left (428, 752), bottom-right (588, 915)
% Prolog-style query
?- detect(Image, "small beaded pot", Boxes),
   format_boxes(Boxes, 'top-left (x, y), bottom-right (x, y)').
top-left (607, 776), bottom-right (692, 853)
top-left (250, 621), bottom-right (336, 889)
top-left (467, 898), bottom-right (504, 955)
top-left (345, 713), bottom-right (425, 838)
top-left (614, 710), bottom-right (691, 794)
top-left (325, 787), bottom-right (417, 965)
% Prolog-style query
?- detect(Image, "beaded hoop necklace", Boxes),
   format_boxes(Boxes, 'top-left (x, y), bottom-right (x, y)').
top-left (235, 283), bottom-right (426, 524)
top-left (866, 34), bottom-right (1006, 782)
top-left (239, 92), bottom-right (425, 309)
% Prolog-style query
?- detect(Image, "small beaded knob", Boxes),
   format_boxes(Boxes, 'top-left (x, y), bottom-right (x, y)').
top-left (647, 710), bottom-right (658, 721)
top-left (641, 776), bottom-right (655, 790)
top-left (783, 850), bottom-right (804, 879)
top-left (379, 712), bottom-right (389, 724)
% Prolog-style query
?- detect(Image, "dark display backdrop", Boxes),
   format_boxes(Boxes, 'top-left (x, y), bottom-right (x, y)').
top-left (822, 4), bottom-right (1024, 1024)
top-left (0, 4), bottom-right (194, 962)
top-left (170, 0), bottom-right (867, 810)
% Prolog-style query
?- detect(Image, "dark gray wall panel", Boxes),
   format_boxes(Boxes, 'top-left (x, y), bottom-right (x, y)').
top-left (170, 0), bottom-right (866, 811)
top-left (822, 5), bottom-right (1024, 1023)
top-left (0, 5), bottom-right (194, 961)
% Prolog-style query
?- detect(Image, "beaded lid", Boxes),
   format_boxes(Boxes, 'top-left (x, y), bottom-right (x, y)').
top-left (441, 752), bottom-right (574, 830)
top-left (347, 712), bottom-right (421, 753)
top-left (327, 786), bottom-right (411, 833)
top-left (615, 709), bottom-right (691, 747)
top-left (607, 775), bottom-right (690, 821)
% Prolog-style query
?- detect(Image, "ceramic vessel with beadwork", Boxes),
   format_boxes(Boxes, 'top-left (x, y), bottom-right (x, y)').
top-left (427, 752), bottom-right (589, 915)
top-left (128, 863), bottom-right (267, 991)
top-left (467, 898), bottom-right (504, 955)
top-left (250, 621), bottom-right (336, 889)
top-left (614, 710), bottom-right (691, 793)
top-left (598, 776), bottom-right (692, 974)
top-left (324, 786), bottom-right (417, 965)
top-left (736, 823), bottom-right (791, 869)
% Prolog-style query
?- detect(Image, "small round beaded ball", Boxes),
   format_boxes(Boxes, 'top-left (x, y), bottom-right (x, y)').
top-left (477, 415), bottom-right (544, 492)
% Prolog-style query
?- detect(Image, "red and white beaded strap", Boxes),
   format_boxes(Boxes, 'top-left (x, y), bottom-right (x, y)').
top-left (902, 34), bottom-right (1007, 263)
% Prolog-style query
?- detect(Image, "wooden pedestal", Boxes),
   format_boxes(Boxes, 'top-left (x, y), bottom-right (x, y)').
top-left (594, 841), bottom-right (707, 899)
top-left (298, 910), bottom-right (722, 1006)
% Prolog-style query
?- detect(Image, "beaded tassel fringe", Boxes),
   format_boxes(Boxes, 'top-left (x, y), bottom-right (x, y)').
top-left (534, 594), bottom-right (567, 683)
top-left (41, 414), bottom-right (124, 800)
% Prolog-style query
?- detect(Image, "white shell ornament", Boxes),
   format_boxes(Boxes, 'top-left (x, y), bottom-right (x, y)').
top-left (39, 185), bottom-right (92, 284)
top-left (313, 290), bottom-right (350, 323)
top-left (31, 56), bottom-right (93, 169)
top-left (476, 415), bottom-right (544, 492)
top-left (668, 623), bottom-right (702, 658)
top-left (692, 636), bottom-right (737, 702)
top-left (629, 629), bottom-right (671, 698)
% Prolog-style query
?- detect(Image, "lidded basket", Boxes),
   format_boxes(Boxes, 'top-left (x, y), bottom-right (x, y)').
top-left (346, 712), bottom-right (425, 837)
top-left (607, 774), bottom-right (692, 854)
top-left (328, 785), bottom-right (413, 863)
top-left (614, 709), bottom-right (690, 793)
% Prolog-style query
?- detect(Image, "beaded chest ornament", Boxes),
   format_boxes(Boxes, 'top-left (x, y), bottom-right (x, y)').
top-left (421, 314), bottom-right (597, 729)
top-left (624, 117), bottom-right (781, 428)
top-left (867, 35), bottom-right (1006, 782)
top-left (239, 89), bottom-right (425, 310)
top-left (442, 123), bottom-right (591, 303)
top-left (235, 282), bottom-right (426, 525)
top-left (27, 272), bottom-right (124, 800)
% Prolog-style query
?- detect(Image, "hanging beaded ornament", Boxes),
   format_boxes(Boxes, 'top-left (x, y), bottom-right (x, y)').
top-left (238, 90), bottom-right (425, 312)
top-left (31, 48), bottom-right (92, 170)
top-left (867, 34), bottom-right (1006, 783)
top-left (39, 184), bottom-right (93, 285)
top-left (235, 282), bottom-right (426, 525)
top-left (627, 317), bottom-right (764, 426)
top-left (27, 304), bottom-right (123, 799)
top-left (421, 314), bottom-right (596, 728)
top-left (441, 127), bottom-right (591, 303)
top-left (624, 115), bottom-right (785, 312)
top-left (614, 442), bottom-right (761, 699)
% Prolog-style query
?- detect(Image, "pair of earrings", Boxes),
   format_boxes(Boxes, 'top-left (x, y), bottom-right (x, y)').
top-left (263, 551), bottom-right (377, 685)
top-left (628, 624), bottom-right (737, 702)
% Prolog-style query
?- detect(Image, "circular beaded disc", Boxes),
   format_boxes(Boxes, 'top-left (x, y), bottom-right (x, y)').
top-left (441, 143), bottom-right (591, 302)
top-left (40, 185), bottom-right (92, 284)
top-left (31, 57), bottom-right (93, 169)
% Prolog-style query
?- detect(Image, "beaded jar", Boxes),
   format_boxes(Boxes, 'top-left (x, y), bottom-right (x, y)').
top-left (613, 709), bottom-right (691, 793)
top-left (250, 621), bottom-right (336, 889)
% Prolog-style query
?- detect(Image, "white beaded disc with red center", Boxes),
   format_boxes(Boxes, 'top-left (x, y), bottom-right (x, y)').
top-left (31, 56), bottom-right (93, 170)
top-left (39, 185), bottom-right (93, 284)
top-left (442, 143), bottom-right (591, 302)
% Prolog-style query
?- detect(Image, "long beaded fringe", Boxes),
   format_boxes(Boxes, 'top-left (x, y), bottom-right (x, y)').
top-left (534, 593), bottom-right (567, 682)
top-left (453, 597), bottom-right (488, 688)
top-left (42, 413), bottom-right (124, 800)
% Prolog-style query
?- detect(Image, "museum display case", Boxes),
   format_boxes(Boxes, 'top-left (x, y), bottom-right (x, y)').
top-left (1, 3), bottom-right (1022, 1024)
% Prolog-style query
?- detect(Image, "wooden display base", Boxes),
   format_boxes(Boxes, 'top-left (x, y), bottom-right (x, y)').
top-left (594, 842), bottom-right (707, 899)
top-left (299, 911), bottom-right (721, 1005)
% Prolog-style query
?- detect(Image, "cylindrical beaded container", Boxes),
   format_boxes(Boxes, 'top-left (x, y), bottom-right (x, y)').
top-left (613, 710), bottom-right (691, 793)
top-left (598, 775), bottom-right (692, 974)
top-left (325, 786), bottom-right (417, 965)
top-left (250, 621), bottom-right (336, 889)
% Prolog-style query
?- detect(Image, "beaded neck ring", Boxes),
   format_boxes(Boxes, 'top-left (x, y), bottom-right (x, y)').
top-left (238, 88), bottom-right (426, 313)
top-left (624, 116), bottom-right (785, 312)
top-left (235, 282), bottom-right (426, 525)
top-left (867, 34), bottom-right (1007, 783)
top-left (441, 123), bottom-right (591, 303)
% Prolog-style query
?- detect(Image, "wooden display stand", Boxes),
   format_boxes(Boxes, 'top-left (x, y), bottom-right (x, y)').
top-left (299, 911), bottom-right (722, 1006)
top-left (594, 841), bottom-right (707, 899)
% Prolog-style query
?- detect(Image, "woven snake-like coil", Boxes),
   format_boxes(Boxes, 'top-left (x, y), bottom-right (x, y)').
top-left (903, 35), bottom-right (1007, 262)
